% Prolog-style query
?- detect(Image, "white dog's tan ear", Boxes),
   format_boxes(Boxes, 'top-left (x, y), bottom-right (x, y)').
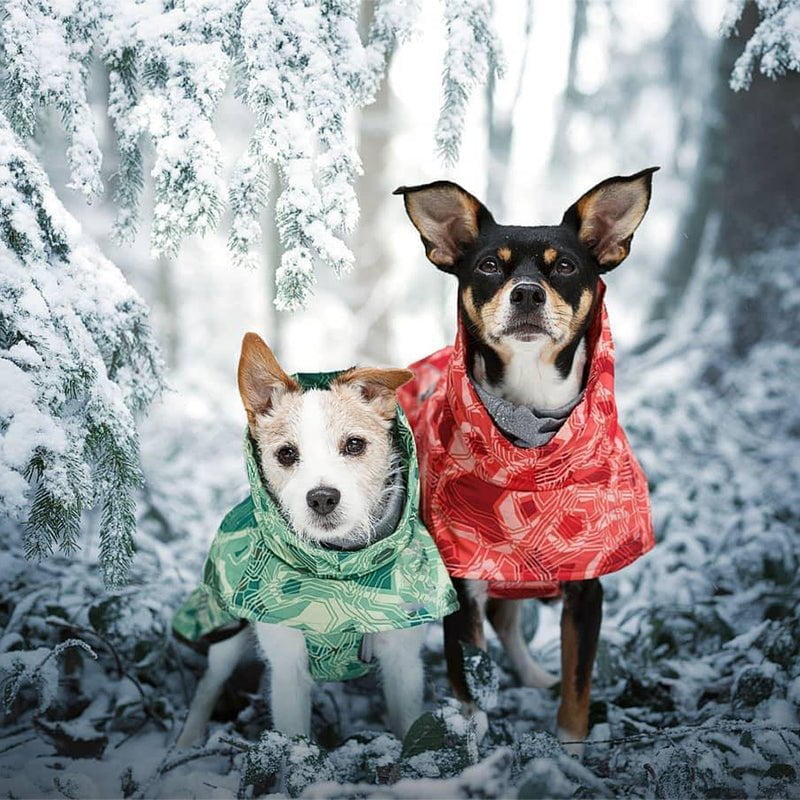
top-left (238, 333), bottom-right (299, 427)
top-left (334, 367), bottom-right (413, 420)
top-left (393, 181), bottom-right (493, 273)
top-left (562, 166), bottom-right (658, 271)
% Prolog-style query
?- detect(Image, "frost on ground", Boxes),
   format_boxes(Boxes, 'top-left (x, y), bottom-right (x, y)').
top-left (1, 250), bottom-right (799, 798)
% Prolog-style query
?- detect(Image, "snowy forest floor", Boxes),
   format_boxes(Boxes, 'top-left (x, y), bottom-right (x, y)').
top-left (2, 257), bottom-right (800, 799)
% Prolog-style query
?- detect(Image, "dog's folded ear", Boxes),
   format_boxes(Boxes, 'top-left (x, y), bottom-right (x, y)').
top-left (562, 167), bottom-right (659, 271)
top-left (238, 333), bottom-right (300, 427)
top-left (393, 181), bottom-right (493, 272)
top-left (334, 367), bottom-right (413, 421)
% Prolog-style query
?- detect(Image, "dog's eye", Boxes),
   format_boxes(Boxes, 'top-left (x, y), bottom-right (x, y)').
top-left (554, 259), bottom-right (576, 276)
top-left (477, 257), bottom-right (500, 275)
top-left (276, 445), bottom-right (299, 467)
top-left (343, 437), bottom-right (366, 456)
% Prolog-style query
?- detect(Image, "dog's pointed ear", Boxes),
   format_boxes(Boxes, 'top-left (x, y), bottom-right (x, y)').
top-left (238, 333), bottom-right (299, 428)
top-left (562, 167), bottom-right (659, 272)
top-left (393, 181), bottom-right (493, 272)
top-left (334, 367), bottom-right (413, 421)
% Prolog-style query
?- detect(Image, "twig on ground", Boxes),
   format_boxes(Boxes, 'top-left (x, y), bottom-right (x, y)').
top-left (44, 616), bottom-right (163, 728)
top-left (0, 735), bottom-right (38, 755)
top-left (219, 736), bottom-right (250, 751)
top-left (563, 721), bottom-right (800, 748)
top-left (159, 746), bottom-right (240, 774)
top-left (0, 724), bottom-right (32, 741)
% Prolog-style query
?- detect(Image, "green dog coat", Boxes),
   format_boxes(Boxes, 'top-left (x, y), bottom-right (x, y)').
top-left (172, 371), bottom-right (458, 682)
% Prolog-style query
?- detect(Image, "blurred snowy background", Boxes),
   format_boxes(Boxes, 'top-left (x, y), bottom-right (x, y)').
top-left (2, 0), bottom-right (800, 797)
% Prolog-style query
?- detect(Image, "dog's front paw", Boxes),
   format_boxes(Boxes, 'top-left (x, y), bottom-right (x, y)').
top-left (557, 726), bottom-right (585, 758)
top-left (175, 726), bottom-right (205, 750)
top-left (519, 662), bottom-right (559, 690)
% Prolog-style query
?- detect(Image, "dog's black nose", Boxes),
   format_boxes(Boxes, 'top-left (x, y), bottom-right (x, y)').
top-left (306, 486), bottom-right (341, 516)
top-left (510, 282), bottom-right (547, 308)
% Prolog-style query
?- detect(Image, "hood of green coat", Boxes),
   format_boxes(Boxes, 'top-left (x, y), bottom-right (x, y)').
top-left (173, 370), bottom-right (458, 644)
top-left (244, 370), bottom-right (422, 579)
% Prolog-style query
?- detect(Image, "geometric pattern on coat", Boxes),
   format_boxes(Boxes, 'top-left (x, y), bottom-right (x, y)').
top-left (397, 282), bottom-right (655, 599)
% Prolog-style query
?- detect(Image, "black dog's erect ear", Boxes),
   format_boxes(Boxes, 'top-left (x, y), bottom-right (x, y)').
top-left (562, 167), bottom-right (659, 272)
top-left (393, 181), bottom-right (493, 272)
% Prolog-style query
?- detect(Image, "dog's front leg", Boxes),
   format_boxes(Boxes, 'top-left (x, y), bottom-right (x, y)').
top-left (254, 622), bottom-right (312, 738)
top-left (443, 578), bottom-right (488, 739)
top-left (177, 627), bottom-right (250, 748)
top-left (557, 578), bottom-right (603, 757)
top-left (373, 625), bottom-right (425, 738)
top-left (486, 598), bottom-right (559, 689)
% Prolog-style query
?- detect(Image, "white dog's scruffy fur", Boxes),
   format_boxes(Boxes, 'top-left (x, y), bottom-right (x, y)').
top-left (177, 334), bottom-right (419, 747)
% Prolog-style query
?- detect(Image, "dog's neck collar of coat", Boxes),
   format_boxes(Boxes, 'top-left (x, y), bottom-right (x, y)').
top-left (472, 382), bottom-right (583, 448)
top-left (245, 371), bottom-right (420, 580)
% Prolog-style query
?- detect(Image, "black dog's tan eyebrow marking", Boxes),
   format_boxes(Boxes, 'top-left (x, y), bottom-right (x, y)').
top-left (497, 246), bottom-right (512, 262)
top-left (543, 247), bottom-right (558, 265)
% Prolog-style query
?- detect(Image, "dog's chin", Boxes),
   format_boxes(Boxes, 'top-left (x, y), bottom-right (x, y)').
top-left (297, 513), bottom-right (361, 545)
top-left (498, 322), bottom-right (554, 344)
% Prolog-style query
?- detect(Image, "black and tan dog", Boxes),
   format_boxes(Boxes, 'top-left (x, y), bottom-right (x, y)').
top-left (394, 169), bottom-right (657, 754)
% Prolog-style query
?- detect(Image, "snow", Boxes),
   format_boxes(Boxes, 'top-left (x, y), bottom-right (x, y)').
top-left (1, 263), bottom-right (798, 795)
top-left (5, 285), bottom-right (797, 796)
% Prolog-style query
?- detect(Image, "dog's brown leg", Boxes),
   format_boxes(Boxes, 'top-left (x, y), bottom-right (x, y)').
top-left (443, 577), bottom-right (486, 703)
top-left (444, 577), bottom-right (489, 739)
top-left (557, 578), bottom-right (603, 756)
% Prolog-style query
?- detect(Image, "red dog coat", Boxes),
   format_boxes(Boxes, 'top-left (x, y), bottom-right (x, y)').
top-left (397, 282), bottom-right (654, 599)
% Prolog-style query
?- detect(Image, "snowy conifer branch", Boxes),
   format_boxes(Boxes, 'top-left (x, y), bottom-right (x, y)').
top-left (102, 0), bottom-right (238, 256)
top-left (359, 0), bottom-right (423, 104)
top-left (0, 0), bottom-right (501, 308)
top-left (722, 0), bottom-right (800, 90)
top-left (437, 0), bottom-right (504, 165)
top-left (0, 0), bottom-right (103, 199)
top-left (0, 118), bottom-right (163, 586)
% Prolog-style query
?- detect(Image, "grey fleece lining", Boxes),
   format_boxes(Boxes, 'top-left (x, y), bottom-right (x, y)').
top-left (473, 381), bottom-right (582, 448)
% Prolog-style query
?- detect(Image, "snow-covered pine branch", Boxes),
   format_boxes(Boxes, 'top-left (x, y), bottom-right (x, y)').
top-left (0, 0), bottom-right (501, 310)
top-left (103, 0), bottom-right (237, 253)
top-left (437, 0), bottom-right (504, 166)
top-left (722, 0), bottom-right (800, 90)
top-left (0, 117), bottom-right (163, 586)
top-left (1, 0), bottom-right (103, 199)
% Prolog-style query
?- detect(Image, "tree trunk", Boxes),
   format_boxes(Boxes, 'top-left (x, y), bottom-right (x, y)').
top-left (647, 2), bottom-right (800, 351)
top-left (351, 1), bottom-right (395, 363)
top-left (548, 0), bottom-right (587, 177)
top-left (485, 0), bottom-right (534, 221)
top-left (714, 5), bottom-right (800, 262)
top-left (647, 32), bottom-right (733, 327)
top-left (154, 255), bottom-right (179, 368)
top-left (264, 163), bottom-right (284, 359)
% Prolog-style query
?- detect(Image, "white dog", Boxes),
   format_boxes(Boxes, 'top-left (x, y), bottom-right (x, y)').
top-left (175, 334), bottom-right (456, 747)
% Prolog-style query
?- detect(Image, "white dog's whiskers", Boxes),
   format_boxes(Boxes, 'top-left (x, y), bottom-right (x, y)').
top-left (321, 449), bottom-right (404, 551)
